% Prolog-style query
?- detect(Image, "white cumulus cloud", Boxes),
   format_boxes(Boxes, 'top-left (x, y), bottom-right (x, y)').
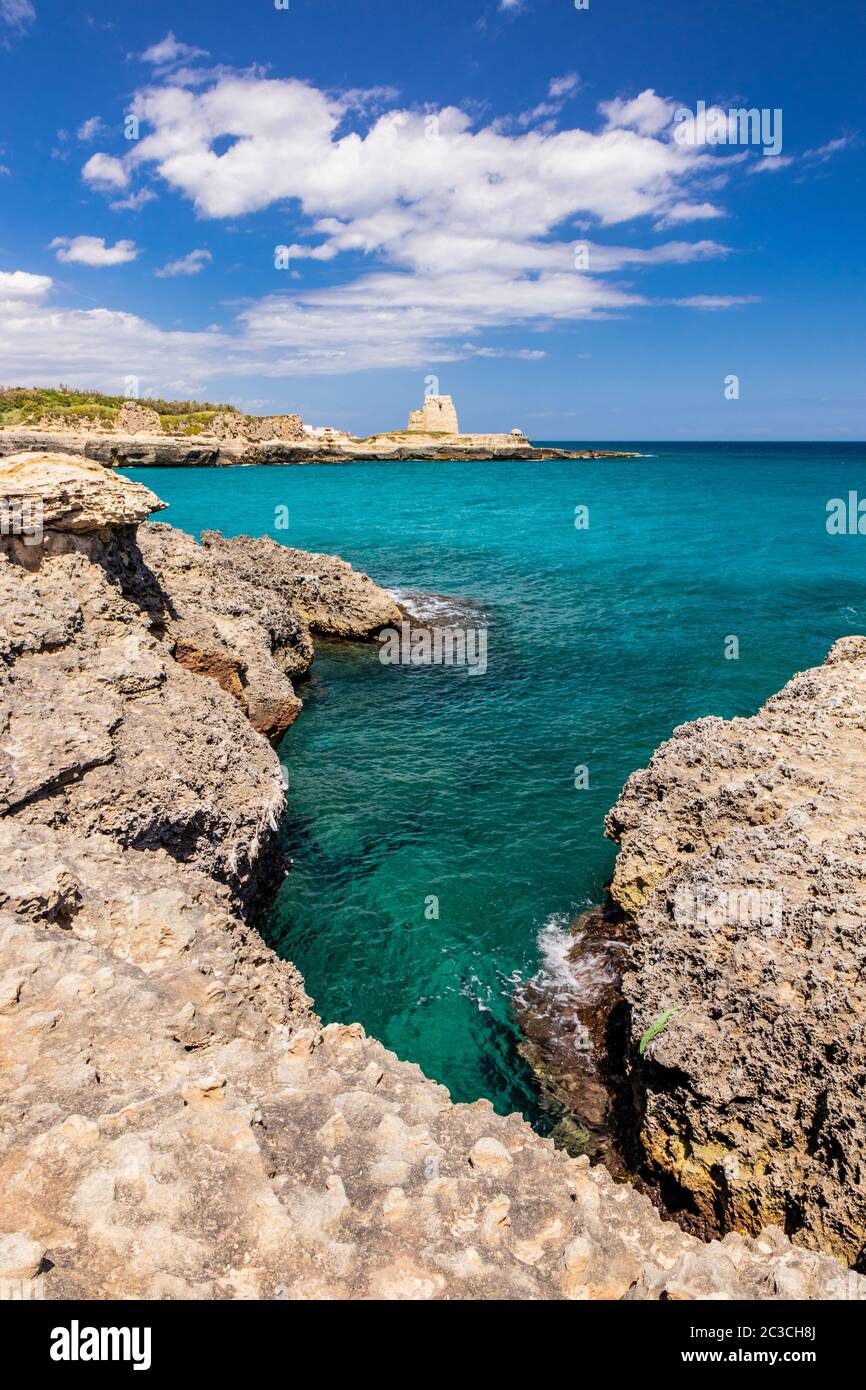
top-left (82, 153), bottom-right (129, 190)
top-left (50, 236), bottom-right (139, 267)
top-left (600, 89), bottom-right (677, 137)
top-left (0, 269), bottom-right (51, 300)
top-left (0, 78), bottom-right (757, 386)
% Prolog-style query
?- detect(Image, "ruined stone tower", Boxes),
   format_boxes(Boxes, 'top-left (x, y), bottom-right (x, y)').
top-left (407, 394), bottom-right (459, 435)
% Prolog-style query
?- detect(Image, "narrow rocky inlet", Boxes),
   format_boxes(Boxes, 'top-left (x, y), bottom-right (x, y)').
top-left (0, 453), bottom-right (861, 1300)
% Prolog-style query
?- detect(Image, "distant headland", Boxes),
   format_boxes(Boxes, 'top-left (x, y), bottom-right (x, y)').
top-left (0, 386), bottom-right (637, 466)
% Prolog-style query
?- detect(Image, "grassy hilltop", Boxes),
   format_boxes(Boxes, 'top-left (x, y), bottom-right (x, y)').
top-left (0, 386), bottom-right (240, 435)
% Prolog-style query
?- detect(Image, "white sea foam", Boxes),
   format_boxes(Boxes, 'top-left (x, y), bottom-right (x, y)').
top-left (532, 914), bottom-right (580, 1001)
top-left (532, 914), bottom-right (616, 994)
top-left (513, 915), bottom-right (593, 1055)
top-left (388, 587), bottom-right (489, 626)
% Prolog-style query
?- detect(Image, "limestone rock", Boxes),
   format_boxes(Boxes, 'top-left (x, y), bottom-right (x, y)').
top-left (210, 413), bottom-right (306, 443)
top-left (0, 452), bottom-right (165, 536)
top-left (606, 636), bottom-right (866, 1267)
top-left (139, 523), bottom-right (312, 739)
top-left (199, 531), bottom-right (402, 638)
top-left (0, 1231), bottom-right (46, 1279)
top-left (0, 454), bottom-right (284, 904)
top-left (117, 402), bottom-right (163, 436)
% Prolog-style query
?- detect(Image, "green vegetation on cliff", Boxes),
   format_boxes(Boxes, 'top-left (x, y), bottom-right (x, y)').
top-left (0, 385), bottom-right (239, 431)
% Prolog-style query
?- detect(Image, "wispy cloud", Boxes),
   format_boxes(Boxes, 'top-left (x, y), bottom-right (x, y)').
top-left (803, 132), bottom-right (858, 163)
top-left (746, 130), bottom-right (856, 175)
top-left (141, 31), bottom-right (208, 68)
top-left (746, 155), bottom-right (794, 174)
top-left (0, 0), bottom-right (35, 36)
top-left (513, 71), bottom-right (582, 129)
top-left (155, 248), bottom-right (212, 277)
top-left (548, 73), bottom-right (580, 100)
top-left (77, 116), bottom-right (108, 143)
top-left (669, 294), bottom-right (762, 310)
top-left (110, 188), bottom-right (156, 212)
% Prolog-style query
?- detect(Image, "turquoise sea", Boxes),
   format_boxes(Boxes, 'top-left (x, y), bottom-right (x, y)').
top-left (125, 443), bottom-right (866, 1128)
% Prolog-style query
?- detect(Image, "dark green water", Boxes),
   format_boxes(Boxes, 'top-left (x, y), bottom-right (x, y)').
top-left (126, 442), bottom-right (866, 1124)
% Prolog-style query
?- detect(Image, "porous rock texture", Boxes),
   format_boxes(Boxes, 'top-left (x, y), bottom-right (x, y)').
top-left (137, 524), bottom-right (311, 740)
top-left (0, 452), bottom-right (860, 1300)
top-left (606, 637), bottom-right (866, 1269)
top-left (116, 402), bottom-right (163, 436)
top-left (209, 412), bottom-right (306, 443)
top-left (197, 530), bottom-right (403, 640)
top-left (0, 452), bottom-right (165, 537)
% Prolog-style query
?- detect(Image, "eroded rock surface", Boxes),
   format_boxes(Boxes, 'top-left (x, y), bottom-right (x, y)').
top-left (0, 453), bottom-right (859, 1300)
top-left (605, 637), bottom-right (866, 1267)
top-left (138, 524), bottom-right (311, 739)
top-left (116, 402), bottom-right (163, 436)
top-left (198, 531), bottom-right (403, 639)
top-left (0, 452), bottom-right (164, 538)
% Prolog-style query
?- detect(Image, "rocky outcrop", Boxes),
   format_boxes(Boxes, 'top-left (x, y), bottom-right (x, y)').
top-left (0, 452), bottom-right (859, 1300)
top-left (134, 526), bottom-right (401, 738)
top-left (117, 402), bottom-right (163, 435)
top-left (5, 809), bottom-right (857, 1300)
top-left (138, 524), bottom-right (310, 741)
top-left (198, 531), bottom-right (402, 640)
top-left (210, 412), bottom-right (305, 443)
top-left (408, 395), bottom-right (460, 435)
top-left (0, 452), bottom-right (165, 540)
top-left (0, 429), bottom-right (230, 468)
top-left (602, 637), bottom-right (866, 1269)
top-left (0, 457), bottom-right (285, 907)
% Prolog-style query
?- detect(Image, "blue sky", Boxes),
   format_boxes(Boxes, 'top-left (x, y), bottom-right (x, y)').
top-left (0, 0), bottom-right (862, 438)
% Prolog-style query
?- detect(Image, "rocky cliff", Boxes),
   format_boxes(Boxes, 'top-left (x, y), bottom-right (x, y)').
top-left (0, 426), bottom-right (632, 467)
top-left (0, 452), bottom-right (858, 1300)
top-left (604, 638), bottom-right (866, 1268)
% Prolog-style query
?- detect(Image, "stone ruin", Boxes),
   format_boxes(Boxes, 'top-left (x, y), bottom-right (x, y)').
top-left (407, 395), bottom-right (460, 435)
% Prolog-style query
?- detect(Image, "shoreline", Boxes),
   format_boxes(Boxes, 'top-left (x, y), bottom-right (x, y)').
top-left (0, 427), bottom-right (639, 467)
top-left (0, 449), bottom-right (858, 1301)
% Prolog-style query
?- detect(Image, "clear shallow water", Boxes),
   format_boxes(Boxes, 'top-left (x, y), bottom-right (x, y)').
top-left (125, 443), bottom-right (866, 1126)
